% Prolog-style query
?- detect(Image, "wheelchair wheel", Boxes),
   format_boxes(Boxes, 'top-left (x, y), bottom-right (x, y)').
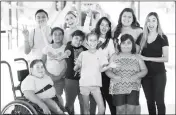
top-left (1, 100), bottom-right (38, 114)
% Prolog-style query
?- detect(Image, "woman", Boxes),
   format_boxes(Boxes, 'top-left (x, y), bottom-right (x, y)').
top-left (22, 9), bottom-right (52, 61)
top-left (113, 8), bottom-right (143, 53)
top-left (63, 10), bottom-right (92, 48)
top-left (137, 12), bottom-right (169, 115)
top-left (93, 17), bottom-right (116, 115)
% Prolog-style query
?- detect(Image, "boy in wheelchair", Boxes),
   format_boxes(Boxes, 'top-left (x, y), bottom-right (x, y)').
top-left (21, 59), bottom-right (66, 114)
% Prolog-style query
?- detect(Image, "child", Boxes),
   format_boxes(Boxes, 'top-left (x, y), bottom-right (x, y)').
top-left (74, 32), bottom-right (116, 114)
top-left (21, 59), bottom-right (64, 114)
top-left (42, 27), bottom-right (67, 109)
top-left (22, 9), bottom-right (52, 61)
top-left (64, 30), bottom-right (87, 114)
top-left (106, 34), bottom-right (148, 114)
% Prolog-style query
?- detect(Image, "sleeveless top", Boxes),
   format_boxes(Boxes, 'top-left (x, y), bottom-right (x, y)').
top-left (109, 53), bottom-right (141, 95)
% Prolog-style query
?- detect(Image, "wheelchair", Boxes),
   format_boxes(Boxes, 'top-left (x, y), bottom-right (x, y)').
top-left (1, 58), bottom-right (66, 114)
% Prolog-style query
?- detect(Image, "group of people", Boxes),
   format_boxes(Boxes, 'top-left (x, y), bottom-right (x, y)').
top-left (21, 7), bottom-right (169, 115)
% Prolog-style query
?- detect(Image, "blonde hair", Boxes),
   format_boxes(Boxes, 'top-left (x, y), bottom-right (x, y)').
top-left (140, 12), bottom-right (165, 53)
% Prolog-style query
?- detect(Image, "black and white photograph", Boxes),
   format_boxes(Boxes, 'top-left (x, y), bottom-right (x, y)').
top-left (1, 1), bottom-right (175, 114)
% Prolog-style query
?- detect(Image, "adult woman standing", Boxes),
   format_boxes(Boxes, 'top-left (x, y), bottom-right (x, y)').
top-left (113, 8), bottom-right (143, 53)
top-left (22, 9), bottom-right (52, 61)
top-left (137, 12), bottom-right (169, 115)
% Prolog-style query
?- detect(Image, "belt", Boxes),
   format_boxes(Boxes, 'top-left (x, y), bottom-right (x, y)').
top-left (35, 84), bottom-right (52, 94)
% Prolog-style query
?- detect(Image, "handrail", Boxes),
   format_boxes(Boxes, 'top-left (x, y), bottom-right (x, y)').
top-left (14, 58), bottom-right (29, 70)
top-left (1, 60), bottom-right (16, 100)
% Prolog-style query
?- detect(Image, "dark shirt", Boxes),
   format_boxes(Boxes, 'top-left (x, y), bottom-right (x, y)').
top-left (65, 41), bottom-right (87, 80)
top-left (136, 34), bottom-right (169, 76)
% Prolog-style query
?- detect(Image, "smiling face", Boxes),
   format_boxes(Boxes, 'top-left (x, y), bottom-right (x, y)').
top-left (120, 38), bottom-right (133, 53)
top-left (121, 11), bottom-right (133, 27)
top-left (31, 62), bottom-right (45, 78)
top-left (100, 19), bottom-right (110, 35)
top-left (147, 15), bottom-right (158, 32)
top-left (35, 12), bottom-right (48, 27)
top-left (87, 34), bottom-right (98, 49)
top-left (52, 29), bottom-right (64, 43)
top-left (65, 13), bottom-right (77, 28)
top-left (72, 36), bottom-right (84, 47)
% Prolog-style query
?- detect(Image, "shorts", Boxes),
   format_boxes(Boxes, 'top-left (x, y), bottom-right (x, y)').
top-left (112, 90), bottom-right (139, 106)
top-left (54, 78), bottom-right (65, 96)
top-left (80, 86), bottom-right (101, 96)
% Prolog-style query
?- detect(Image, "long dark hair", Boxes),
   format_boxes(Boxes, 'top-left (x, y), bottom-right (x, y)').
top-left (113, 8), bottom-right (141, 41)
top-left (94, 17), bottom-right (112, 49)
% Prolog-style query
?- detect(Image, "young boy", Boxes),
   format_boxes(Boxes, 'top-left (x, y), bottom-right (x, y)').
top-left (64, 30), bottom-right (87, 114)
top-left (21, 59), bottom-right (65, 114)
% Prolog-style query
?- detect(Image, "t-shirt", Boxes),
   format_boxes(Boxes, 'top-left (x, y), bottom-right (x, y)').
top-left (27, 26), bottom-right (52, 61)
top-left (98, 38), bottom-right (115, 60)
top-left (42, 44), bottom-right (66, 76)
top-left (65, 42), bottom-right (87, 80)
top-left (21, 74), bottom-right (56, 99)
top-left (136, 34), bottom-right (169, 76)
top-left (77, 50), bottom-right (108, 87)
top-left (109, 53), bottom-right (142, 95)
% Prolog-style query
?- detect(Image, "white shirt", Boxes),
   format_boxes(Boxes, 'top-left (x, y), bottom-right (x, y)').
top-left (27, 25), bottom-right (52, 60)
top-left (42, 44), bottom-right (66, 76)
top-left (77, 50), bottom-right (108, 87)
top-left (99, 38), bottom-right (115, 60)
top-left (21, 74), bottom-right (56, 99)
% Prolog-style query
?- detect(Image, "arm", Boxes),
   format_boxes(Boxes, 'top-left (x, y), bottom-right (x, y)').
top-left (22, 28), bottom-right (32, 54)
top-left (40, 26), bottom-right (52, 45)
top-left (74, 60), bottom-right (81, 72)
top-left (132, 56), bottom-right (148, 80)
top-left (24, 39), bottom-right (32, 54)
top-left (82, 10), bottom-right (92, 33)
top-left (141, 46), bottom-right (169, 62)
top-left (105, 69), bottom-right (117, 79)
top-left (23, 90), bottom-right (51, 114)
top-left (57, 50), bottom-right (71, 61)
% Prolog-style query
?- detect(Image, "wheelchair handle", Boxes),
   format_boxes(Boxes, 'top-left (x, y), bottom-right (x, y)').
top-left (14, 58), bottom-right (29, 70)
top-left (1, 60), bottom-right (16, 100)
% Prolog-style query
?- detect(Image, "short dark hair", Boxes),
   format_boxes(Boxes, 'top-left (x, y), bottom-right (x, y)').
top-left (35, 9), bottom-right (48, 18)
top-left (51, 27), bottom-right (64, 36)
top-left (30, 59), bottom-right (46, 69)
top-left (118, 34), bottom-right (136, 54)
top-left (71, 30), bottom-right (85, 41)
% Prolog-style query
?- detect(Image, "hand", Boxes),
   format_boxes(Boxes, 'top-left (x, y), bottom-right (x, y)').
top-left (39, 102), bottom-right (51, 114)
top-left (138, 54), bottom-right (149, 61)
top-left (86, 9), bottom-right (92, 17)
top-left (109, 62), bottom-right (117, 69)
top-left (22, 25), bottom-right (29, 40)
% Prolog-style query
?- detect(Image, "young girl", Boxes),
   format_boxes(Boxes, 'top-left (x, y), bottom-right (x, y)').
top-left (93, 17), bottom-right (116, 114)
top-left (22, 9), bottom-right (52, 61)
top-left (137, 12), bottom-right (169, 115)
top-left (21, 59), bottom-right (64, 114)
top-left (42, 27), bottom-right (67, 110)
top-left (74, 32), bottom-right (116, 114)
top-left (113, 8), bottom-right (143, 53)
top-left (106, 34), bottom-right (148, 114)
